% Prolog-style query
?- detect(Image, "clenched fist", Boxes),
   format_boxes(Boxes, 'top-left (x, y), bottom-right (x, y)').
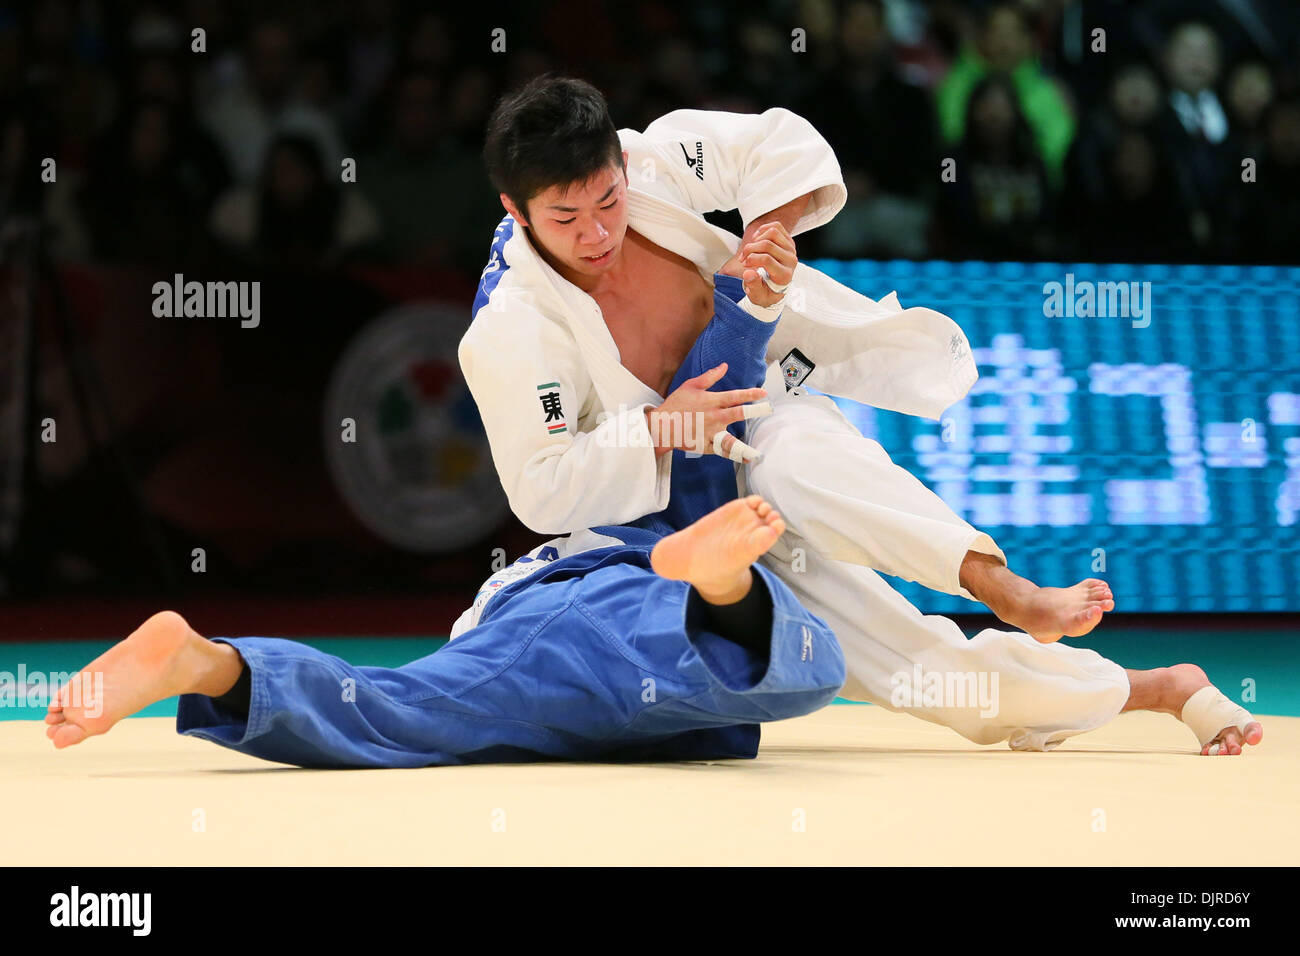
top-left (718, 221), bottom-right (798, 309)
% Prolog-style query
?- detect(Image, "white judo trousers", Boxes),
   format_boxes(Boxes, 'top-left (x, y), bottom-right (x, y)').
top-left (739, 369), bottom-right (1131, 751)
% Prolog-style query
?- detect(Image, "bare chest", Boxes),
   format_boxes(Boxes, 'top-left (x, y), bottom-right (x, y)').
top-left (596, 247), bottom-right (715, 397)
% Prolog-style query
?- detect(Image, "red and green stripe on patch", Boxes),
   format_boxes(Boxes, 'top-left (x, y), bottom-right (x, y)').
top-left (537, 381), bottom-right (567, 434)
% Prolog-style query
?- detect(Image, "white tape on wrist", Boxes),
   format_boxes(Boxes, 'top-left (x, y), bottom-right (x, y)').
top-left (756, 267), bottom-right (790, 295)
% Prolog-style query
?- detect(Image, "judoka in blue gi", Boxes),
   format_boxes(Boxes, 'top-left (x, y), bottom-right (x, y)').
top-left (42, 493), bottom-right (843, 767)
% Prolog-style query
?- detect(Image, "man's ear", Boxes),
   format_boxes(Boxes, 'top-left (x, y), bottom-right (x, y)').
top-left (500, 193), bottom-right (529, 228)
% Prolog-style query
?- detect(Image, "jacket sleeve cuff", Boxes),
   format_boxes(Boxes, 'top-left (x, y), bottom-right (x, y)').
top-left (591, 403), bottom-right (673, 513)
top-left (739, 295), bottom-right (784, 323)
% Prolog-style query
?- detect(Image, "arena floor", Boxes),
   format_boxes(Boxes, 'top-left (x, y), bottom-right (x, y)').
top-left (7, 704), bottom-right (1297, 866)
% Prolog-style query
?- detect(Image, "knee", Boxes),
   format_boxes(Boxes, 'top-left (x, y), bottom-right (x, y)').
top-left (745, 435), bottom-right (821, 505)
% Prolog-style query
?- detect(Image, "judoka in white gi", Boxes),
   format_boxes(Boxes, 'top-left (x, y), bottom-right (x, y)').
top-left (461, 75), bottom-right (1261, 756)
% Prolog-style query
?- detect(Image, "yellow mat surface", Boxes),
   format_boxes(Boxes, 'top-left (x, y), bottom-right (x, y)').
top-left (7, 707), bottom-right (1296, 866)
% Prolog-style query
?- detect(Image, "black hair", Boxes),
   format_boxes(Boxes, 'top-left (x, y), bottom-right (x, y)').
top-left (482, 73), bottom-right (623, 223)
top-left (963, 72), bottom-right (1039, 165)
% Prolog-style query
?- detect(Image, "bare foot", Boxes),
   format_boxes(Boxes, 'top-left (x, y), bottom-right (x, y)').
top-left (44, 610), bottom-right (241, 749)
top-left (1165, 663), bottom-right (1265, 756)
top-left (651, 495), bottom-right (786, 603)
top-left (991, 577), bottom-right (1115, 643)
top-left (1124, 664), bottom-right (1264, 755)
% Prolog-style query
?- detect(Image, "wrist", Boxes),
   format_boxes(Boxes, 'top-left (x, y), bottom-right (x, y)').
top-left (645, 407), bottom-right (672, 457)
top-left (739, 294), bottom-right (784, 322)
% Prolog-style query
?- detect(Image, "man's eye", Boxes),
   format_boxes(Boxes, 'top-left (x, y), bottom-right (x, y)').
top-left (556, 201), bottom-right (617, 225)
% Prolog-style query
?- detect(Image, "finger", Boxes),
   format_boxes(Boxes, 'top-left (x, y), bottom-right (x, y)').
top-left (723, 400), bottom-right (773, 426)
top-left (742, 252), bottom-right (781, 271)
top-left (750, 221), bottom-right (790, 241)
top-left (743, 245), bottom-right (796, 274)
top-left (688, 362), bottom-right (728, 389)
top-left (747, 226), bottom-right (795, 253)
top-left (743, 238), bottom-right (793, 258)
top-left (715, 432), bottom-right (762, 463)
top-left (713, 387), bottom-right (768, 405)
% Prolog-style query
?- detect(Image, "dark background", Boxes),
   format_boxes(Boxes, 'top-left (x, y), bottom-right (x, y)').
top-left (2, 0), bottom-right (1298, 637)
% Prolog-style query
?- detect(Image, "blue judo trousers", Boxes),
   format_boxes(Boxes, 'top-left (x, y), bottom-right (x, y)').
top-left (176, 274), bottom-right (844, 768)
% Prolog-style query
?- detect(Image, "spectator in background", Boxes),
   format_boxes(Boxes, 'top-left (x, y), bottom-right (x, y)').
top-left (797, 0), bottom-right (936, 258)
top-left (0, 103), bottom-right (43, 223)
top-left (79, 100), bottom-right (211, 265)
top-left (126, 40), bottom-right (230, 212)
top-left (1063, 62), bottom-right (1183, 260)
top-left (0, 10), bottom-right (21, 104)
top-left (727, 17), bottom-right (793, 111)
top-left (444, 67), bottom-right (495, 151)
top-left (338, 0), bottom-right (397, 138)
top-left (1225, 61), bottom-right (1275, 161)
top-left (1078, 130), bottom-right (1195, 262)
top-left (934, 73), bottom-right (1054, 259)
top-left (199, 19), bottom-right (342, 185)
top-left (936, 1), bottom-right (1075, 185)
top-left (1234, 98), bottom-right (1300, 262)
top-left (1157, 21), bottom-right (1232, 253)
top-left (358, 69), bottom-right (497, 271)
top-left (209, 131), bottom-right (379, 271)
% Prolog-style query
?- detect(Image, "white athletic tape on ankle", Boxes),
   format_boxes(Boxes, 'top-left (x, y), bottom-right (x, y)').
top-left (1180, 685), bottom-right (1255, 749)
top-left (742, 401), bottom-right (773, 420)
top-left (757, 267), bottom-right (790, 295)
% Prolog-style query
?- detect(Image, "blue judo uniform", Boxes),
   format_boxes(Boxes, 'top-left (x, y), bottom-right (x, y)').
top-left (176, 277), bottom-right (843, 768)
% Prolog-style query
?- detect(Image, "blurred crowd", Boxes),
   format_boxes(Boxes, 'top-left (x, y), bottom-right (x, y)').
top-left (2, 0), bottom-right (1300, 271)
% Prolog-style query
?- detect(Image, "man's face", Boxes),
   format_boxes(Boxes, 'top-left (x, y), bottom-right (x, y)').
top-left (1165, 25), bottom-right (1220, 95)
top-left (501, 152), bottom-right (629, 285)
top-left (982, 8), bottom-right (1030, 72)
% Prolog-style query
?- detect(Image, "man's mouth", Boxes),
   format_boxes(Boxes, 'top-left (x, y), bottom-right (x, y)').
top-left (581, 248), bottom-right (613, 264)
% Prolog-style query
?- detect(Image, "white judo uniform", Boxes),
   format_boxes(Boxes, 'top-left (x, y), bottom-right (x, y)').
top-left (460, 107), bottom-right (1131, 750)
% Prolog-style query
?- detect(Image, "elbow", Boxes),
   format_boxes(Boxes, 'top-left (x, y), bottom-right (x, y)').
top-left (503, 475), bottom-right (582, 536)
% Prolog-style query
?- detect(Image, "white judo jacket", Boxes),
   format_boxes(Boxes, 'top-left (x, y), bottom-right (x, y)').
top-left (459, 107), bottom-right (979, 536)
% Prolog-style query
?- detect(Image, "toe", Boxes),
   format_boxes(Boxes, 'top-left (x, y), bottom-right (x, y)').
top-left (51, 723), bottom-right (88, 748)
top-left (1244, 722), bottom-right (1264, 746)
